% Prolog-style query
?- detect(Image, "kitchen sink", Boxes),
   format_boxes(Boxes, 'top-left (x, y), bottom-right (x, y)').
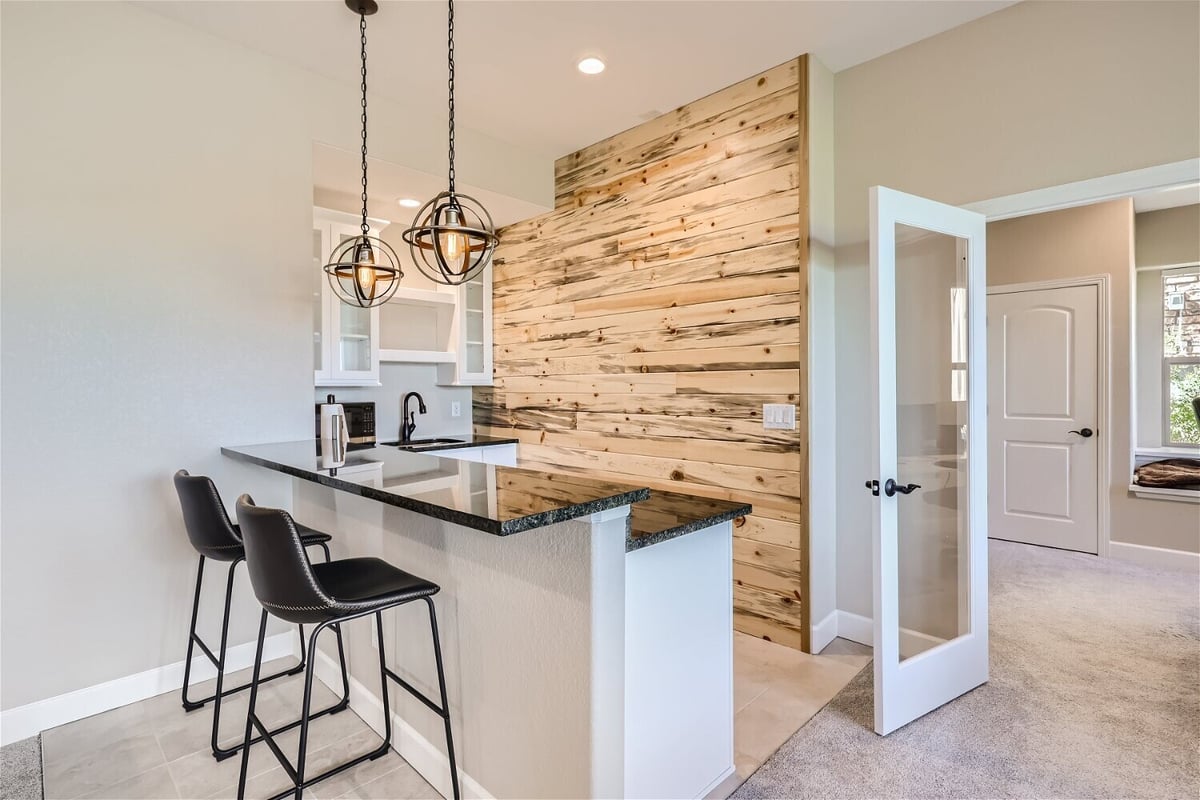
top-left (389, 437), bottom-right (466, 451)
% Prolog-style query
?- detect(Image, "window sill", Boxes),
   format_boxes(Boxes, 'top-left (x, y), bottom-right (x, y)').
top-left (1129, 484), bottom-right (1200, 504)
top-left (1134, 446), bottom-right (1200, 460)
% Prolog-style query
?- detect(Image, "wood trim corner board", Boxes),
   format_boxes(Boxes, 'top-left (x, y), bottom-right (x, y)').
top-left (475, 56), bottom-right (813, 650)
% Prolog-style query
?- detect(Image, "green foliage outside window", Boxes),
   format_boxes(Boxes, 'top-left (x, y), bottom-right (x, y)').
top-left (1167, 362), bottom-right (1200, 445)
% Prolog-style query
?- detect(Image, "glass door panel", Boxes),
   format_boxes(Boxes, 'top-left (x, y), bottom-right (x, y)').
top-left (893, 223), bottom-right (970, 662)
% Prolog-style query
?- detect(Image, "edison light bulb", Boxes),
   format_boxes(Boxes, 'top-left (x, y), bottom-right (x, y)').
top-left (439, 229), bottom-right (468, 274)
top-left (352, 240), bottom-right (377, 300)
top-left (354, 264), bottom-right (377, 300)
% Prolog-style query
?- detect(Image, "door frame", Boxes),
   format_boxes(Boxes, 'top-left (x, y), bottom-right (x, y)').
top-left (986, 274), bottom-right (1110, 557)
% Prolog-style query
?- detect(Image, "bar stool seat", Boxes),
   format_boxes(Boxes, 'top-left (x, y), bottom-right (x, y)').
top-left (312, 557), bottom-right (439, 613)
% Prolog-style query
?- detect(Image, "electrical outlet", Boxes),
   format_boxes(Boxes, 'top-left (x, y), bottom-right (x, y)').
top-left (763, 403), bottom-right (797, 430)
top-left (450, 401), bottom-right (462, 418)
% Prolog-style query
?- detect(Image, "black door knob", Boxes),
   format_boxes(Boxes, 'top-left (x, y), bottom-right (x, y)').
top-left (1068, 427), bottom-right (1094, 438)
top-left (884, 478), bottom-right (921, 497)
top-left (865, 479), bottom-right (880, 497)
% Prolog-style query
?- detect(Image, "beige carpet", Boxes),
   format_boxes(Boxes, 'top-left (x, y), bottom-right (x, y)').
top-left (734, 540), bottom-right (1200, 799)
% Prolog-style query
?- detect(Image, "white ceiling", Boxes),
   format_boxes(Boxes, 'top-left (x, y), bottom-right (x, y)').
top-left (312, 142), bottom-right (550, 225)
top-left (140, 0), bottom-right (1015, 160)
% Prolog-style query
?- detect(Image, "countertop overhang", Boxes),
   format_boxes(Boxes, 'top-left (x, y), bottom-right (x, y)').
top-left (222, 439), bottom-right (750, 550)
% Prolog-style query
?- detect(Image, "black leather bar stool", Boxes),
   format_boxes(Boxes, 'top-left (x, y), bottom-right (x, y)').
top-left (173, 470), bottom-right (351, 761)
top-left (234, 494), bottom-right (460, 800)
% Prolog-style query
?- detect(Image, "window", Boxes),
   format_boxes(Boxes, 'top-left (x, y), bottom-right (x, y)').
top-left (1162, 266), bottom-right (1200, 446)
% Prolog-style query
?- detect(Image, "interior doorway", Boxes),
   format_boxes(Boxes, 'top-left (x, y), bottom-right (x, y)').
top-left (986, 281), bottom-right (1103, 554)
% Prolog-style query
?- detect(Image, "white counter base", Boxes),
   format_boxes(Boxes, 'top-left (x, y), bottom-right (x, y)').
top-left (293, 479), bottom-right (733, 800)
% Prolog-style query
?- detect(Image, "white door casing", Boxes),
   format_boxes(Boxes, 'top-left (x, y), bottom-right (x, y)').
top-left (987, 284), bottom-right (1100, 554)
top-left (869, 186), bottom-right (989, 736)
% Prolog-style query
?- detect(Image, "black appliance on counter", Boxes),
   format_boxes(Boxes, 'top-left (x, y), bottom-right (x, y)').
top-left (314, 400), bottom-right (376, 450)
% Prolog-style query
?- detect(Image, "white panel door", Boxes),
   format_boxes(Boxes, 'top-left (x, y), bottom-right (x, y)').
top-left (869, 187), bottom-right (988, 736)
top-left (987, 285), bottom-right (1099, 553)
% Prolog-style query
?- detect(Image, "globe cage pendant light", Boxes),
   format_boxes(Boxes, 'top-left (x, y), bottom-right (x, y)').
top-left (323, 0), bottom-right (402, 308)
top-left (402, 0), bottom-right (499, 286)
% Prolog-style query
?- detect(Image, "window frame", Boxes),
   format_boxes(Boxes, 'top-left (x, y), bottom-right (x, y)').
top-left (1160, 265), bottom-right (1200, 449)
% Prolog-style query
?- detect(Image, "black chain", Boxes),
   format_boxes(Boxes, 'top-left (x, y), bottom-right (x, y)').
top-left (447, 0), bottom-right (456, 196)
top-left (359, 13), bottom-right (370, 235)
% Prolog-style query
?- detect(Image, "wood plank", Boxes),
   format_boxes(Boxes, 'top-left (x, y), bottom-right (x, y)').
top-left (495, 291), bottom-right (801, 345)
top-left (734, 583), bottom-right (804, 626)
top-left (573, 410), bottom-right (800, 446)
top-left (734, 608), bottom-right (807, 649)
top-left (492, 344), bottom-right (802, 378)
top-left (495, 318), bottom-right (801, 360)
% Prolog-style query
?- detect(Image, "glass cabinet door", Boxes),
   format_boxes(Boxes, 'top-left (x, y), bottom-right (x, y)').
top-left (463, 275), bottom-right (487, 378)
top-left (313, 225), bottom-right (329, 380)
top-left (314, 211), bottom-right (381, 387)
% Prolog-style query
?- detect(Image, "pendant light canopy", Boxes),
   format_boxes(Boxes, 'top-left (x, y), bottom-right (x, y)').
top-left (402, 0), bottom-right (499, 286)
top-left (323, 0), bottom-right (402, 308)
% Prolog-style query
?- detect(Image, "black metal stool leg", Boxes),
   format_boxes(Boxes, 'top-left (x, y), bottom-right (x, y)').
top-left (236, 610), bottom-right (269, 800)
top-left (293, 626), bottom-right (322, 800)
top-left (181, 555), bottom-right (206, 711)
top-left (373, 611), bottom-right (393, 758)
top-left (425, 597), bottom-right (461, 800)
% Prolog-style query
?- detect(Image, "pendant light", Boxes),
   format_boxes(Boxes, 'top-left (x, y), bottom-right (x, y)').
top-left (402, 0), bottom-right (499, 286)
top-left (323, 0), bottom-right (402, 308)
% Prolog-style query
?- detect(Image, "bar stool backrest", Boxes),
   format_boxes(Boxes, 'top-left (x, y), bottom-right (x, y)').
top-left (235, 494), bottom-right (337, 624)
top-left (173, 470), bottom-right (243, 561)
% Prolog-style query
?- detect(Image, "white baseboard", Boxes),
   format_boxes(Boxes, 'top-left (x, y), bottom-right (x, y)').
top-left (0, 632), bottom-right (296, 747)
top-left (313, 648), bottom-right (491, 800)
top-left (700, 765), bottom-right (738, 800)
top-left (810, 610), bottom-right (839, 653)
top-left (835, 610), bottom-right (873, 647)
top-left (1109, 541), bottom-right (1200, 572)
top-left (834, 610), bottom-right (943, 654)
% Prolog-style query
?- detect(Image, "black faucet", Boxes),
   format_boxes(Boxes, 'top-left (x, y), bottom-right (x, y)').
top-left (401, 392), bottom-right (427, 442)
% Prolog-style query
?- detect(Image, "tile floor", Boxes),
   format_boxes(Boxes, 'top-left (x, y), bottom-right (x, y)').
top-left (40, 635), bottom-right (869, 799)
top-left (730, 633), bottom-right (871, 788)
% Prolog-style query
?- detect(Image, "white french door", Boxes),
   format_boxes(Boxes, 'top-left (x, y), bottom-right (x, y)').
top-left (869, 186), bottom-right (989, 736)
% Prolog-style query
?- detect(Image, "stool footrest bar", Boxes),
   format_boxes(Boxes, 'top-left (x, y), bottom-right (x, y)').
top-left (384, 666), bottom-right (448, 718)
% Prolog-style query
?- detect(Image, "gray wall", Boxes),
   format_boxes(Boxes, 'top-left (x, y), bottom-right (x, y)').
top-left (0, 1), bottom-right (547, 711)
top-left (831, 0), bottom-right (1200, 619)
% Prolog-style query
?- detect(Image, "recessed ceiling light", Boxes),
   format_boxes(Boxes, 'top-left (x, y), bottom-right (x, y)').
top-left (398, 197), bottom-right (421, 208)
top-left (577, 57), bottom-right (605, 75)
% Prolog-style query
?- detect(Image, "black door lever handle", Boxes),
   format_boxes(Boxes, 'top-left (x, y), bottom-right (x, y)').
top-left (1068, 427), bottom-right (1094, 438)
top-left (884, 478), bottom-right (921, 497)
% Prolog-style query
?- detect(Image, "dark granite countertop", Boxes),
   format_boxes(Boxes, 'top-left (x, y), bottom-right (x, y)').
top-left (628, 491), bottom-right (752, 551)
top-left (222, 440), bottom-right (751, 550)
top-left (375, 433), bottom-right (519, 452)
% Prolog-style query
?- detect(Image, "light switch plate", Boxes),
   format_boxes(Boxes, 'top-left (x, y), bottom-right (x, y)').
top-left (763, 403), bottom-right (797, 430)
top-left (451, 401), bottom-right (462, 418)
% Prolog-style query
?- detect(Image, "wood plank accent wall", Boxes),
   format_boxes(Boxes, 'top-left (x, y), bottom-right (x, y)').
top-left (475, 57), bottom-right (812, 650)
